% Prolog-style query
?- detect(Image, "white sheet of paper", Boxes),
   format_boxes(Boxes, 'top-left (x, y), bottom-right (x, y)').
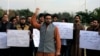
top-left (33, 29), bottom-right (40, 47)
top-left (53, 22), bottom-right (73, 39)
top-left (7, 30), bottom-right (30, 47)
top-left (0, 32), bottom-right (9, 49)
top-left (80, 30), bottom-right (100, 50)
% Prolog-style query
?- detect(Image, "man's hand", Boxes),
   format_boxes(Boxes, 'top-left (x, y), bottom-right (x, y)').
top-left (35, 8), bottom-right (40, 15)
top-left (55, 52), bottom-right (60, 56)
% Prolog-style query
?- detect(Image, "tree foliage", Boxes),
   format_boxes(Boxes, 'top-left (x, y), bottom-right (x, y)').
top-left (0, 7), bottom-right (100, 24)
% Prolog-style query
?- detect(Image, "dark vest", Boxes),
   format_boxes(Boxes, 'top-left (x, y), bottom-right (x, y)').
top-left (0, 22), bottom-right (11, 32)
top-left (38, 23), bottom-right (56, 53)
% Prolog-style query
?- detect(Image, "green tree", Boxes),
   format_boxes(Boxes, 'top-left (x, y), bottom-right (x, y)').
top-left (76, 11), bottom-right (93, 24)
top-left (93, 7), bottom-right (100, 20)
top-left (0, 8), bottom-right (4, 17)
top-left (16, 9), bottom-right (33, 17)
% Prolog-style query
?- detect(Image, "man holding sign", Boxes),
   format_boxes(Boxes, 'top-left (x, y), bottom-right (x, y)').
top-left (31, 8), bottom-right (61, 56)
top-left (0, 14), bottom-right (11, 56)
top-left (86, 19), bottom-right (100, 56)
top-left (9, 16), bottom-right (33, 56)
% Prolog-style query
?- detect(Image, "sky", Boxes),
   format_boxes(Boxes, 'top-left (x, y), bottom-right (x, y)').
top-left (0, 0), bottom-right (100, 13)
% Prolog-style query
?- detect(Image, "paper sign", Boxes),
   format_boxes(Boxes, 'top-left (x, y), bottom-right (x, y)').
top-left (0, 32), bottom-right (9, 49)
top-left (53, 22), bottom-right (73, 39)
top-left (33, 29), bottom-right (40, 47)
top-left (80, 30), bottom-right (100, 50)
top-left (7, 30), bottom-right (30, 47)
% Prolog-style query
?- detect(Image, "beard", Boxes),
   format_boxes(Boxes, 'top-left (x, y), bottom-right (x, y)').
top-left (20, 22), bottom-right (25, 25)
top-left (93, 25), bottom-right (98, 28)
top-left (45, 20), bottom-right (52, 25)
top-left (75, 20), bottom-right (80, 23)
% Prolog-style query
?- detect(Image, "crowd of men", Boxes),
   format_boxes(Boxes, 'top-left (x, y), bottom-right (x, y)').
top-left (0, 8), bottom-right (100, 56)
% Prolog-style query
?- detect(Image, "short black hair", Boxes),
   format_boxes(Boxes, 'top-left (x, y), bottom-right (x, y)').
top-left (52, 14), bottom-right (58, 19)
top-left (27, 16), bottom-right (31, 19)
top-left (90, 17), bottom-right (96, 21)
top-left (62, 18), bottom-right (68, 22)
top-left (2, 14), bottom-right (8, 17)
top-left (44, 13), bottom-right (52, 19)
top-left (15, 15), bottom-right (20, 18)
top-left (10, 17), bottom-right (16, 22)
top-left (38, 13), bottom-right (44, 18)
top-left (74, 15), bottom-right (81, 20)
top-left (27, 16), bottom-right (31, 17)
top-left (92, 19), bottom-right (99, 23)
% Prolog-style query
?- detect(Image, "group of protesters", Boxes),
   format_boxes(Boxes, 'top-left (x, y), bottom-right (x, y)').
top-left (0, 8), bottom-right (100, 56)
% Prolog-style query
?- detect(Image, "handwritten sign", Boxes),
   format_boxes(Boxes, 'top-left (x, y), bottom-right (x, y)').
top-left (7, 30), bottom-right (30, 47)
top-left (80, 30), bottom-right (100, 50)
top-left (33, 29), bottom-right (40, 47)
top-left (0, 32), bottom-right (9, 49)
top-left (53, 22), bottom-right (73, 39)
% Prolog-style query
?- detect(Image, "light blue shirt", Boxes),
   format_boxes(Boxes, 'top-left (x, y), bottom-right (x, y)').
top-left (61, 39), bottom-right (67, 45)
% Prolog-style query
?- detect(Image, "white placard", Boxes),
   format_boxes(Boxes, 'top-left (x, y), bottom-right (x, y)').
top-left (0, 32), bottom-right (9, 49)
top-left (7, 30), bottom-right (30, 47)
top-left (80, 30), bottom-right (100, 50)
top-left (53, 22), bottom-right (73, 39)
top-left (33, 29), bottom-right (40, 47)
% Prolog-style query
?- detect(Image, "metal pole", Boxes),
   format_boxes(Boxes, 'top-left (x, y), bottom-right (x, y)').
top-left (85, 0), bottom-right (86, 10)
top-left (7, 0), bottom-right (9, 15)
top-left (34, 0), bottom-right (37, 9)
top-left (84, 0), bottom-right (87, 56)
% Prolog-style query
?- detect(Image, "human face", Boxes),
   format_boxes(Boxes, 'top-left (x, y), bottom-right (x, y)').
top-left (40, 16), bottom-right (44, 22)
top-left (53, 17), bottom-right (58, 22)
top-left (12, 18), bottom-right (17, 24)
top-left (74, 16), bottom-right (80, 23)
top-left (2, 15), bottom-right (8, 22)
top-left (45, 16), bottom-right (52, 25)
top-left (27, 17), bottom-right (31, 22)
top-left (90, 22), bottom-right (94, 26)
top-left (16, 16), bottom-right (20, 21)
top-left (62, 20), bottom-right (65, 22)
top-left (93, 20), bottom-right (99, 27)
top-left (20, 19), bottom-right (26, 24)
